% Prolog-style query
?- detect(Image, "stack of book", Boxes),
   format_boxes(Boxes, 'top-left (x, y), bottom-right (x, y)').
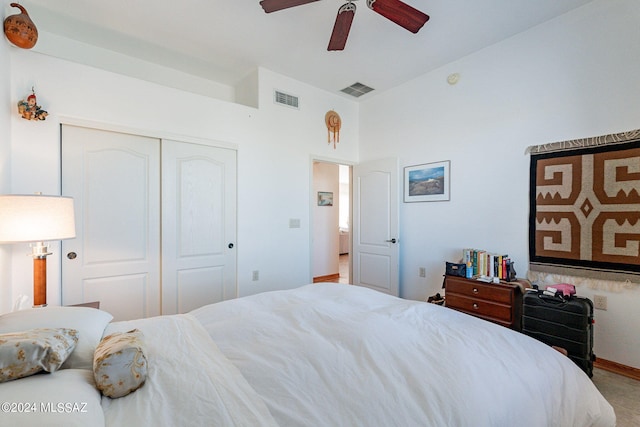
top-left (462, 248), bottom-right (515, 281)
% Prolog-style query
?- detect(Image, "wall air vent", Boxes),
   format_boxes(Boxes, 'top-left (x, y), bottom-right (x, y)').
top-left (274, 90), bottom-right (299, 109)
top-left (340, 82), bottom-right (374, 98)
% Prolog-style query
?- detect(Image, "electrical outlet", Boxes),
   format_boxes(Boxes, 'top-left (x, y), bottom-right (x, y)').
top-left (252, 270), bottom-right (259, 281)
top-left (419, 267), bottom-right (426, 278)
top-left (594, 294), bottom-right (607, 310)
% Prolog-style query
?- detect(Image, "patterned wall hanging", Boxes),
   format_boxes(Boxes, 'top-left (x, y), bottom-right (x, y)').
top-left (529, 129), bottom-right (640, 273)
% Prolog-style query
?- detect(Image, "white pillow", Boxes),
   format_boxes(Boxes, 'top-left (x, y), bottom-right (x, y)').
top-left (0, 306), bottom-right (113, 370)
top-left (0, 368), bottom-right (105, 427)
top-left (0, 328), bottom-right (78, 382)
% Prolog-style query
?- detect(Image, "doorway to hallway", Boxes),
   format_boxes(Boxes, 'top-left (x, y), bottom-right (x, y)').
top-left (312, 161), bottom-right (351, 284)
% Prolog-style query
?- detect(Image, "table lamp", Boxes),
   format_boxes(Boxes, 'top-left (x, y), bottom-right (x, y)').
top-left (0, 194), bottom-right (76, 307)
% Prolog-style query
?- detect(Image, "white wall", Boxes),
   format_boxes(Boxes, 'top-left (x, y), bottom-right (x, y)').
top-left (312, 162), bottom-right (339, 278)
top-left (360, 0), bottom-right (640, 368)
top-left (5, 51), bottom-right (359, 311)
top-left (0, 0), bottom-right (13, 307)
top-left (32, 31), bottom-right (236, 103)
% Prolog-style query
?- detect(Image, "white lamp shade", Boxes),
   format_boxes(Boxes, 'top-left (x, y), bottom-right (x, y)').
top-left (0, 195), bottom-right (76, 243)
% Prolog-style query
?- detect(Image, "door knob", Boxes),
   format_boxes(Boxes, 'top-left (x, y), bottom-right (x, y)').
top-left (228, 243), bottom-right (234, 249)
top-left (385, 238), bottom-right (397, 244)
top-left (67, 252), bottom-right (77, 260)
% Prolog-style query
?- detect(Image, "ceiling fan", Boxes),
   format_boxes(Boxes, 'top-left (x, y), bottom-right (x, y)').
top-left (259, 0), bottom-right (430, 51)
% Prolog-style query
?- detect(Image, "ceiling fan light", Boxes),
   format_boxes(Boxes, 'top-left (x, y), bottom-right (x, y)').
top-left (327, 3), bottom-right (356, 51)
top-left (366, 0), bottom-right (429, 33)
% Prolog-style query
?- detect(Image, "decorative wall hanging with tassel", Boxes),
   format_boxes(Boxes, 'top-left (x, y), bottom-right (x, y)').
top-left (325, 110), bottom-right (341, 149)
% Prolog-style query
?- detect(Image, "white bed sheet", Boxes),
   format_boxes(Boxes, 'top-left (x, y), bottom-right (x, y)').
top-left (101, 314), bottom-right (278, 427)
top-left (191, 283), bottom-right (616, 427)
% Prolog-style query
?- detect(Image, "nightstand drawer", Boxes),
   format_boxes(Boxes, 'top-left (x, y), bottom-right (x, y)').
top-left (443, 275), bottom-right (525, 330)
top-left (445, 277), bottom-right (513, 304)
top-left (445, 294), bottom-right (512, 323)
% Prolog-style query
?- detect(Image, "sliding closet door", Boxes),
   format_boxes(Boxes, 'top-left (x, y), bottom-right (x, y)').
top-left (161, 140), bottom-right (237, 314)
top-left (61, 125), bottom-right (161, 320)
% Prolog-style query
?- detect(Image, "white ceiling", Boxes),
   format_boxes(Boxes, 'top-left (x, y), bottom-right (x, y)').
top-left (19, 0), bottom-right (595, 100)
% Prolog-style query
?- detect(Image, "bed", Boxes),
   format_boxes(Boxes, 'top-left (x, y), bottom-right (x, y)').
top-left (0, 283), bottom-right (615, 426)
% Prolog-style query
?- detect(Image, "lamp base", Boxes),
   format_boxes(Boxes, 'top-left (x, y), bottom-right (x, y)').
top-left (33, 255), bottom-right (47, 307)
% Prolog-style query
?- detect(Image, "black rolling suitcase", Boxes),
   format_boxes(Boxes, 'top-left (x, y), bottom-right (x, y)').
top-left (522, 290), bottom-right (595, 377)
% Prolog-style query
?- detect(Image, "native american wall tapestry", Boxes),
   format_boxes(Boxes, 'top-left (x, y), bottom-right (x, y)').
top-left (529, 137), bottom-right (640, 273)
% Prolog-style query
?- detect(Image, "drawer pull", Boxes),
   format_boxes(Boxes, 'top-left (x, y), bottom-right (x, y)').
top-left (473, 288), bottom-right (479, 294)
top-left (473, 303), bottom-right (479, 310)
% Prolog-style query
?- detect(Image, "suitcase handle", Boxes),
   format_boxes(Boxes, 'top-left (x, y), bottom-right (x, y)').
top-left (536, 292), bottom-right (569, 305)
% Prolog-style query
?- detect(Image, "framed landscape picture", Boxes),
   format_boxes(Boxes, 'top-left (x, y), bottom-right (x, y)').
top-left (317, 191), bottom-right (334, 206)
top-left (404, 160), bottom-right (450, 202)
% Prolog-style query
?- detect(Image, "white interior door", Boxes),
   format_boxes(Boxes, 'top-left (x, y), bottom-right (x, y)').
top-left (161, 140), bottom-right (237, 314)
top-left (61, 125), bottom-right (161, 320)
top-left (352, 158), bottom-right (399, 296)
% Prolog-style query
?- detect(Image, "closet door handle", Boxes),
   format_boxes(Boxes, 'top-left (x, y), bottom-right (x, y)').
top-left (67, 252), bottom-right (77, 260)
top-left (228, 243), bottom-right (234, 249)
top-left (385, 238), bottom-right (397, 244)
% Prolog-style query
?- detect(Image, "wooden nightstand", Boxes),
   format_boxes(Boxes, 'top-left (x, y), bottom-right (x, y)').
top-left (66, 301), bottom-right (100, 309)
top-left (444, 276), bottom-right (523, 331)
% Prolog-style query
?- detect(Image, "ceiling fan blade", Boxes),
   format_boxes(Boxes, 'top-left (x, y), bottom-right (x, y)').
top-left (366, 0), bottom-right (429, 33)
top-left (260, 0), bottom-right (320, 13)
top-left (327, 3), bottom-right (356, 51)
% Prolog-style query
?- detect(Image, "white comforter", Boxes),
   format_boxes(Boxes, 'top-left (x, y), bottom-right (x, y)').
top-left (190, 283), bottom-right (616, 427)
top-left (101, 314), bottom-right (277, 427)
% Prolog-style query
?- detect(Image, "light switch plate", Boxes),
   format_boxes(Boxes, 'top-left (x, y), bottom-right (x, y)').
top-left (289, 218), bottom-right (301, 228)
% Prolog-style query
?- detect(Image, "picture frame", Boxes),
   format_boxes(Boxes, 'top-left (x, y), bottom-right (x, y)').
top-left (404, 160), bottom-right (450, 202)
top-left (317, 191), bottom-right (334, 206)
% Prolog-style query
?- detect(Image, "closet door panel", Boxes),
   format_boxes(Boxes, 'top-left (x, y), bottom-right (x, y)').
top-left (176, 266), bottom-right (224, 313)
top-left (61, 125), bottom-right (161, 320)
top-left (161, 140), bottom-right (237, 314)
top-left (82, 274), bottom-right (150, 321)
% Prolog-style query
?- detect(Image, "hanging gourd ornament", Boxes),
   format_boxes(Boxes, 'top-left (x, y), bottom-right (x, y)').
top-left (3, 3), bottom-right (38, 49)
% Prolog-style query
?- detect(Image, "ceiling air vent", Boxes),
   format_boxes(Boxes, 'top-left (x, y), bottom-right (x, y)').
top-left (340, 82), bottom-right (374, 98)
top-left (274, 90), bottom-right (299, 109)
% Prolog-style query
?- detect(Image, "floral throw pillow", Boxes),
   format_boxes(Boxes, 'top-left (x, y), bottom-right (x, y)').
top-left (0, 328), bottom-right (79, 382)
top-left (93, 329), bottom-right (147, 398)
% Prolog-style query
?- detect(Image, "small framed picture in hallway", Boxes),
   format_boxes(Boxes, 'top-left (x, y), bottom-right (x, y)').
top-left (317, 191), bottom-right (334, 206)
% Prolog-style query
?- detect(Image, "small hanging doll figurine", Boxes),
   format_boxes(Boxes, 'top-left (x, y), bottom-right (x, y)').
top-left (17, 88), bottom-right (48, 120)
